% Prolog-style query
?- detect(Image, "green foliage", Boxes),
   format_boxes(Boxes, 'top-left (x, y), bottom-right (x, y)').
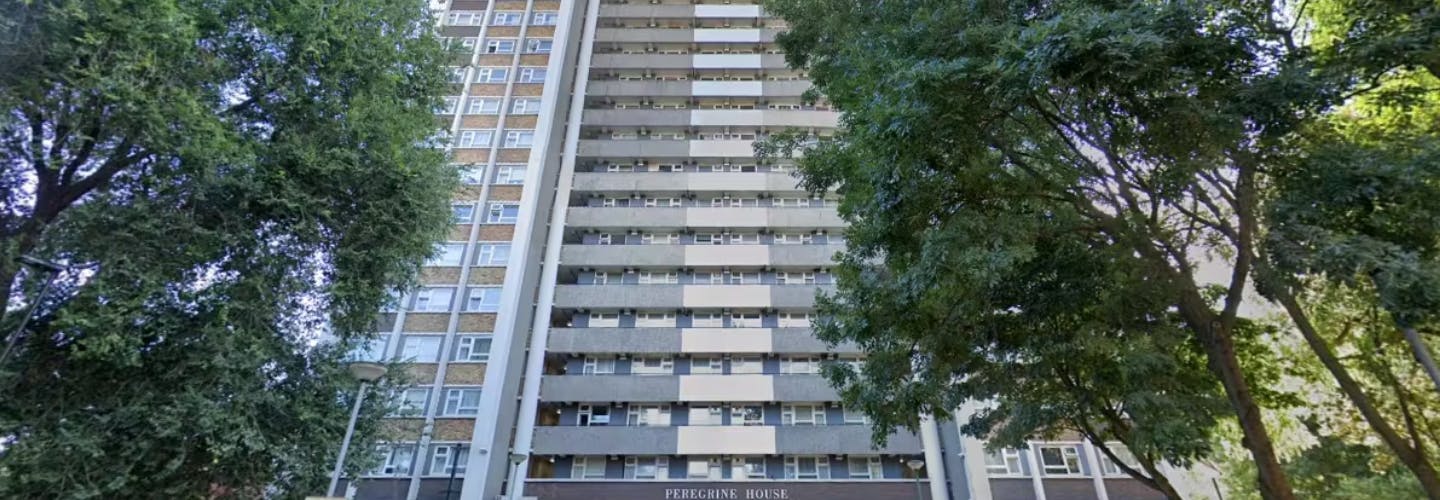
top-left (0, 0), bottom-right (452, 497)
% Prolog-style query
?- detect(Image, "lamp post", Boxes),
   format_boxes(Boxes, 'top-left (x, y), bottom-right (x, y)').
top-left (906, 458), bottom-right (926, 500)
top-left (326, 361), bottom-right (389, 498)
top-left (1, 255), bottom-right (66, 366)
top-left (506, 452), bottom-right (529, 500)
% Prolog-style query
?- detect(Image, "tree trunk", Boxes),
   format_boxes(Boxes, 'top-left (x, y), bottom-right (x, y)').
top-left (1277, 293), bottom-right (1440, 500)
top-left (1174, 291), bottom-right (1296, 500)
top-left (1399, 324), bottom-right (1440, 400)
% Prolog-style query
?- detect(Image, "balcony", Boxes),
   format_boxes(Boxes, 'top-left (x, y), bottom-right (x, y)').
top-left (540, 374), bottom-right (838, 402)
top-left (528, 425), bottom-right (923, 456)
top-left (532, 426), bottom-right (677, 455)
top-left (558, 243), bottom-right (841, 267)
top-left (564, 206), bottom-right (845, 230)
top-left (580, 109), bottom-right (838, 128)
top-left (541, 374), bottom-right (681, 402)
top-left (552, 284), bottom-right (830, 309)
top-left (546, 327), bottom-right (860, 354)
top-left (775, 425), bottom-right (925, 454)
top-left (586, 79), bottom-right (812, 98)
top-left (589, 53), bottom-right (789, 70)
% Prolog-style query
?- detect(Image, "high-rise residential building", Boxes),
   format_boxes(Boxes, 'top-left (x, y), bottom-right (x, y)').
top-left (337, 0), bottom-right (1213, 499)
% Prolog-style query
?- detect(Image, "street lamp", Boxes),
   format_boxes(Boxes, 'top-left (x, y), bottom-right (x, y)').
top-left (906, 458), bottom-right (926, 500)
top-left (326, 361), bottom-right (389, 498)
top-left (506, 452), bottom-right (529, 500)
top-left (1, 255), bottom-right (67, 366)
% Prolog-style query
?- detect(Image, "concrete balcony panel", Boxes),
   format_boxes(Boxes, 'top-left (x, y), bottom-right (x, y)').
top-left (760, 28), bottom-right (781, 43)
top-left (576, 139), bottom-right (690, 157)
top-left (571, 171), bottom-right (802, 193)
top-left (680, 328), bottom-right (771, 353)
top-left (598, 4), bottom-right (695, 18)
top-left (694, 28), bottom-right (761, 43)
top-left (587, 80), bottom-right (694, 97)
top-left (566, 207), bottom-right (688, 229)
top-left (684, 244), bottom-right (769, 267)
top-left (767, 207), bottom-right (846, 229)
top-left (768, 244), bottom-right (842, 267)
top-left (769, 285), bottom-right (831, 308)
top-left (541, 375), bottom-right (680, 402)
top-left (595, 28), bottom-right (694, 44)
top-left (591, 53), bottom-right (692, 69)
top-left (677, 426), bottom-right (777, 454)
top-left (772, 374), bottom-right (840, 401)
top-left (554, 284), bottom-right (684, 309)
top-left (694, 54), bottom-right (762, 69)
top-left (687, 139), bottom-right (755, 157)
top-left (694, 4), bottom-right (762, 17)
top-left (581, 109), bottom-right (690, 127)
top-left (761, 54), bottom-right (789, 68)
top-left (686, 206), bottom-right (769, 227)
top-left (560, 244), bottom-right (687, 267)
top-left (682, 284), bottom-right (774, 308)
top-left (694, 81), bottom-right (763, 97)
top-left (679, 374), bottom-right (774, 401)
top-left (775, 426), bottom-right (925, 454)
top-left (760, 110), bottom-right (840, 128)
top-left (771, 327), bottom-right (862, 354)
top-left (762, 80), bottom-right (813, 97)
top-left (548, 327), bottom-right (683, 354)
top-left (532, 426), bottom-right (678, 455)
top-left (690, 109), bottom-right (763, 126)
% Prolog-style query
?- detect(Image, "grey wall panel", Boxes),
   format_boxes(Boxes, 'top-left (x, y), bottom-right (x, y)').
top-left (774, 425), bottom-right (924, 454)
top-left (772, 374), bottom-right (839, 401)
top-left (541, 375), bottom-right (681, 402)
top-left (531, 426), bottom-right (678, 455)
top-left (548, 327), bottom-right (683, 353)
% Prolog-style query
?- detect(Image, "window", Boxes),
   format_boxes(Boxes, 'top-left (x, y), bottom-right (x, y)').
top-left (1038, 445), bottom-right (1084, 476)
top-left (494, 164), bottom-right (527, 184)
top-left (777, 272), bottom-right (816, 285)
top-left (452, 204), bottom-right (475, 223)
top-left (353, 334), bottom-right (388, 361)
top-left (475, 67), bottom-right (509, 83)
top-left (447, 67), bottom-right (467, 83)
top-left (842, 405), bottom-right (869, 424)
top-left (726, 273), bottom-right (761, 285)
top-left (474, 243), bottom-right (511, 266)
top-left (637, 272), bottom-right (678, 284)
top-left (632, 356), bottom-right (674, 375)
top-left (467, 97), bottom-right (502, 115)
top-left (525, 38), bottom-right (553, 53)
top-left (486, 203), bottom-right (519, 223)
top-left (635, 312), bottom-right (675, 327)
top-left (427, 243), bottom-right (466, 266)
top-left (773, 233), bottom-right (814, 245)
top-left (847, 457), bottom-right (883, 479)
top-left (511, 98), bottom-right (542, 114)
top-left (491, 11), bottom-right (523, 25)
top-left (627, 405), bottom-right (670, 426)
top-left (459, 165), bottom-right (484, 185)
top-left (453, 335), bottom-right (492, 362)
top-left (624, 456), bottom-right (668, 479)
top-left (577, 404), bottom-right (612, 426)
top-left (731, 355), bottom-right (763, 374)
top-left (588, 313), bottom-right (619, 328)
top-left (782, 404), bottom-right (826, 426)
top-left (582, 356), bottom-right (615, 374)
top-left (371, 445), bottom-right (416, 476)
top-left (456, 129), bottom-right (494, 148)
top-left (780, 356), bottom-right (822, 374)
top-left (484, 39), bottom-right (516, 54)
top-left (573, 456), bottom-right (607, 479)
top-left (441, 388), bottom-right (482, 416)
top-left (728, 311), bottom-right (761, 327)
top-left (503, 130), bottom-right (535, 148)
top-left (437, 96), bottom-right (459, 114)
top-left (688, 406), bottom-right (723, 426)
top-left (690, 357), bottom-right (723, 374)
top-left (1099, 445), bottom-right (1139, 476)
top-left (692, 313), bottom-right (723, 328)
top-left (400, 336), bottom-right (442, 362)
top-left (394, 388), bottom-right (429, 417)
top-left (591, 271), bottom-right (607, 284)
top-left (783, 456), bottom-right (830, 479)
top-left (641, 233), bottom-right (679, 245)
top-left (731, 405), bottom-right (764, 426)
top-left (531, 11), bottom-right (559, 25)
top-left (778, 313), bottom-right (812, 327)
top-left (464, 287), bottom-right (502, 312)
top-left (687, 457), bottom-right (723, 479)
top-left (428, 444), bottom-right (468, 476)
top-left (446, 11), bottom-right (484, 25)
top-left (411, 287), bottom-right (454, 312)
top-left (517, 68), bottom-right (547, 83)
top-left (985, 448), bottom-right (1025, 476)
top-left (733, 457), bottom-right (767, 479)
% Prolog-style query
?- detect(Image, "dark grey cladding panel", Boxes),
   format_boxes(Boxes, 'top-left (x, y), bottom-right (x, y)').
top-left (991, 478), bottom-right (1039, 500)
top-left (541, 375), bottom-right (680, 403)
top-left (526, 481), bottom-right (937, 500)
top-left (770, 328), bottom-right (860, 354)
top-left (553, 284), bottom-right (685, 309)
top-left (1041, 478), bottom-right (1100, 500)
top-left (774, 425), bottom-right (924, 454)
top-left (532, 426), bottom-right (678, 455)
top-left (560, 244), bottom-right (686, 267)
top-left (1103, 479), bottom-right (1167, 500)
top-left (771, 374), bottom-right (839, 401)
top-left (549, 328), bottom-right (682, 354)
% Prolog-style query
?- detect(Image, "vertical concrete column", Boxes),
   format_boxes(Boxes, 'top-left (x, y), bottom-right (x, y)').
top-left (1081, 440), bottom-right (1110, 500)
top-left (920, 415), bottom-right (952, 500)
top-left (1025, 442), bottom-right (1048, 500)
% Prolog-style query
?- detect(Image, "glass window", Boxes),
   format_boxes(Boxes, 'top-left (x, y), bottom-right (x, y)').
top-left (846, 457), bottom-right (883, 479)
top-left (733, 457), bottom-right (767, 479)
top-left (399, 336), bottom-right (442, 362)
top-left (691, 357), bottom-right (723, 374)
top-left (573, 456), bottom-right (607, 479)
top-left (842, 405), bottom-right (869, 424)
top-left (454, 335), bottom-right (492, 362)
top-left (446, 11), bottom-right (484, 26)
top-left (577, 404), bottom-right (611, 426)
top-left (783, 456), bottom-right (829, 479)
top-left (474, 243), bottom-right (511, 266)
top-left (437, 96), bottom-right (459, 114)
top-left (531, 11), bottom-right (559, 25)
top-left (486, 203), bottom-right (519, 223)
top-left (484, 39), bottom-right (516, 54)
top-left (352, 333), bottom-right (389, 361)
top-left (503, 130), bottom-right (536, 148)
top-left (427, 243), bottom-right (466, 267)
top-left (475, 67), bottom-right (509, 83)
top-left (456, 129), bottom-right (493, 148)
top-left (467, 97), bottom-right (502, 115)
top-left (459, 165), bottom-right (484, 185)
top-left (517, 68), bottom-right (547, 83)
top-left (631, 356), bottom-right (673, 375)
top-left (495, 164), bottom-right (527, 184)
top-left (692, 312), bottom-right (723, 327)
top-left (687, 457), bottom-right (723, 479)
top-left (627, 404), bottom-right (670, 426)
top-left (624, 456), bottom-right (668, 479)
top-left (635, 312), bottom-right (675, 327)
top-left (1099, 444), bottom-right (1138, 476)
top-left (688, 406), bottom-right (723, 426)
top-left (441, 388), bottom-right (482, 416)
top-left (780, 356), bottom-right (822, 374)
top-left (582, 356), bottom-right (615, 374)
top-left (731, 405), bottom-right (763, 426)
top-left (428, 444), bottom-right (468, 476)
top-left (778, 312), bottom-right (812, 327)
top-left (730, 355), bottom-right (763, 374)
top-left (394, 388), bottom-right (429, 417)
top-left (525, 38), bottom-right (553, 53)
top-left (370, 444), bottom-right (416, 476)
top-left (781, 404), bottom-right (825, 425)
top-left (411, 287), bottom-right (454, 312)
top-left (1038, 445), bottom-right (1084, 475)
top-left (452, 204), bottom-right (475, 223)
top-left (985, 448), bottom-right (1025, 476)
top-left (491, 11), bottom-right (523, 25)
top-left (588, 313), bottom-right (619, 328)
top-left (511, 98), bottom-right (542, 114)
top-left (464, 287), bottom-right (502, 312)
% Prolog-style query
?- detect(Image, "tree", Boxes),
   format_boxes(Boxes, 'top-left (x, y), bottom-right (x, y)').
top-left (761, 0), bottom-right (1440, 498)
top-left (0, 0), bottom-right (453, 497)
